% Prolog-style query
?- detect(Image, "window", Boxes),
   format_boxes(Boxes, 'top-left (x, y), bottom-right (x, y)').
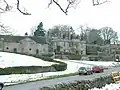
top-left (29, 48), bottom-right (31, 51)
top-left (64, 42), bottom-right (65, 47)
top-left (21, 48), bottom-right (24, 53)
top-left (6, 47), bottom-right (9, 49)
top-left (31, 43), bottom-right (34, 44)
top-left (64, 50), bottom-right (66, 53)
top-left (81, 51), bottom-right (83, 55)
top-left (13, 48), bottom-right (17, 53)
top-left (43, 48), bottom-right (46, 52)
top-left (76, 51), bottom-right (78, 54)
top-left (57, 46), bottom-right (60, 52)
top-left (20, 42), bottom-right (22, 44)
top-left (36, 49), bottom-right (39, 55)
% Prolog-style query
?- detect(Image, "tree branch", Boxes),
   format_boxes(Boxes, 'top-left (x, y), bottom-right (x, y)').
top-left (93, 0), bottom-right (109, 6)
top-left (0, 24), bottom-right (11, 34)
top-left (48, 0), bottom-right (80, 15)
top-left (3, 0), bottom-right (10, 11)
top-left (53, 0), bottom-right (68, 15)
top-left (48, 0), bottom-right (53, 8)
top-left (0, 0), bottom-right (31, 15)
top-left (16, 0), bottom-right (31, 15)
top-left (0, 0), bottom-right (11, 13)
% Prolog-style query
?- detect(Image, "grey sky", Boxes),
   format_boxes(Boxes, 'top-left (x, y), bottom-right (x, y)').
top-left (0, 0), bottom-right (120, 36)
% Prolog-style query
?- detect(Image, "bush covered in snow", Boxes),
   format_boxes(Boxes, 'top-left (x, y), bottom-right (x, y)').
top-left (0, 52), bottom-right (67, 74)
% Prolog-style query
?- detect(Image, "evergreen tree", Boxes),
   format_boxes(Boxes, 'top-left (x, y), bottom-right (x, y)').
top-left (34, 22), bottom-right (45, 37)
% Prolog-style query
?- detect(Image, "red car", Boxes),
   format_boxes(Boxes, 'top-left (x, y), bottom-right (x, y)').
top-left (92, 66), bottom-right (104, 73)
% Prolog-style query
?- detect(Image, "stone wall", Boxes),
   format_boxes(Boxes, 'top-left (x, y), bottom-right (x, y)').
top-left (40, 75), bottom-right (114, 90)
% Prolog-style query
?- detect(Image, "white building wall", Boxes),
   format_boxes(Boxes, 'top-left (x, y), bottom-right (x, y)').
top-left (4, 42), bottom-right (21, 52)
top-left (0, 37), bottom-right (48, 55)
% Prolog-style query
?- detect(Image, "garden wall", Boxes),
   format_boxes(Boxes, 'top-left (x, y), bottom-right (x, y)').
top-left (40, 75), bottom-right (114, 90)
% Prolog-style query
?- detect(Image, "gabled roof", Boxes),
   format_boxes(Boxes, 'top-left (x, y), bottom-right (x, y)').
top-left (0, 35), bottom-right (48, 44)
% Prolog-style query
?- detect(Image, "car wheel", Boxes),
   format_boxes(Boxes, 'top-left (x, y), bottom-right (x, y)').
top-left (90, 72), bottom-right (93, 74)
top-left (87, 72), bottom-right (90, 75)
top-left (0, 85), bottom-right (3, 90)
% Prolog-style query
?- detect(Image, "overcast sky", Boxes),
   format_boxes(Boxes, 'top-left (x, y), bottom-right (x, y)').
top-left (0, 0), bottom-right (120, 36)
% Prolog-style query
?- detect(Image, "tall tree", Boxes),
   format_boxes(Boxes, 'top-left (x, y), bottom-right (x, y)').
top-left (34, 22), bottom-right (46, 37)
top-left (87, 29), bottom-right (103, 45)
top-left (100, 26), bottom-right (118, 44)
top-left (48, 25), bottom-right (75, 39)
top-left (78, 25), bottom-right (90, 41)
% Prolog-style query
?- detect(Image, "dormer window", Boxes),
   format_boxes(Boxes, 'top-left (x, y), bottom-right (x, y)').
top-left (20, 42), bottom-right (22, 44)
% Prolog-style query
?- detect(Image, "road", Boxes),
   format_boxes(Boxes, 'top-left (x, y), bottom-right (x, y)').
top-left (3, 66), bottom-right (120, 90)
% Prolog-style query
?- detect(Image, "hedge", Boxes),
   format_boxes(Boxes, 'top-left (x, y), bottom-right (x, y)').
top-left (52, 63), bottom-right (67, 71)
top-left (0, 52), bottom-right (67, 74)
top-left (42, 53), bottom-right (54, 57)
top-left (68, 55), bottom-right (82, 60)
top-left (35, 56), bottom-right (67, 71)
top-left (29, 54), bottom-right (67, 72)
top-left (0, 66), bottom-right (55, 75)
top-left (40, 75), bottom-right (114, 90)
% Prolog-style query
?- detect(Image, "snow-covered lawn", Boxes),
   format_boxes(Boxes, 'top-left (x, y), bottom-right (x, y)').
top-left (68, 60), bottom-right (120, 67)
top-left (0, 52), bottom-right (119, 86)
top-left (90, 82), bottom-right (120, 90)
top-left (0, 59), bottom-right (89, 85)
top-left (0, 52), bottom-right (56, 68)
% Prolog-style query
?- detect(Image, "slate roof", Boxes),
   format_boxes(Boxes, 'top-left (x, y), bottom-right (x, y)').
top-left (0, 35), bottom-right (48, 44)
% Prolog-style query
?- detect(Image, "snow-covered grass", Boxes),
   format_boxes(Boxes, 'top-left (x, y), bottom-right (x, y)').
top-left (0, 58), bottom-right (94, 86)
top-left (0, 52), bottom-right (119, 86)
top-left (0, 52), bottom-right (56, 68)
top-left (90, 82), bottom-right (120, 90)
top-left (68, 60), bottom-right (120, 67)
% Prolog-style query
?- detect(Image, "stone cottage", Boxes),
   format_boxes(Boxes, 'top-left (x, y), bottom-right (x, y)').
top-left (0, 35), bottom-right (49, 55)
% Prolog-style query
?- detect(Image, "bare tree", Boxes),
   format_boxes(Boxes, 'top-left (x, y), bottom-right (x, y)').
top-left (0, 23), bottom-right (10, 34)
top-left (0, 23), bottom-right (16, 35)
top-left (0, 0), bottom-right (30, 15)
top-left (100, 27), bottom-right (118, 44)
top-left (78, 25), bottom-right (90, 41)
top-left (0, 0), bottom-right (31, 34)
top-left (30, 26), bottom-right (37, 36)
top-left (0, 0), bottom-right (110, 34)
top-left (48, 25), bottom-right (75, 39)
top-left (48, 0), bottom-right (109, 15)
top-left (0, 0), bottom-right (109, 15)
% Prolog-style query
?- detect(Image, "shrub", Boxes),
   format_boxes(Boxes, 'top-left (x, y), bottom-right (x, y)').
top-left (0, 66), bottom-right (42, 75)
top-left (42, 53), bottom-right (54, 57)
top-left (32, 55), bottom-right (67, 71)
top-left (36, 56), bottom-right (53, 62)
top-left (52, 63), bottom-right (67, 71)
top-left (68, 55), bottom-right (81, 60)
top-left (0, 66), bottom-right (57, 75)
